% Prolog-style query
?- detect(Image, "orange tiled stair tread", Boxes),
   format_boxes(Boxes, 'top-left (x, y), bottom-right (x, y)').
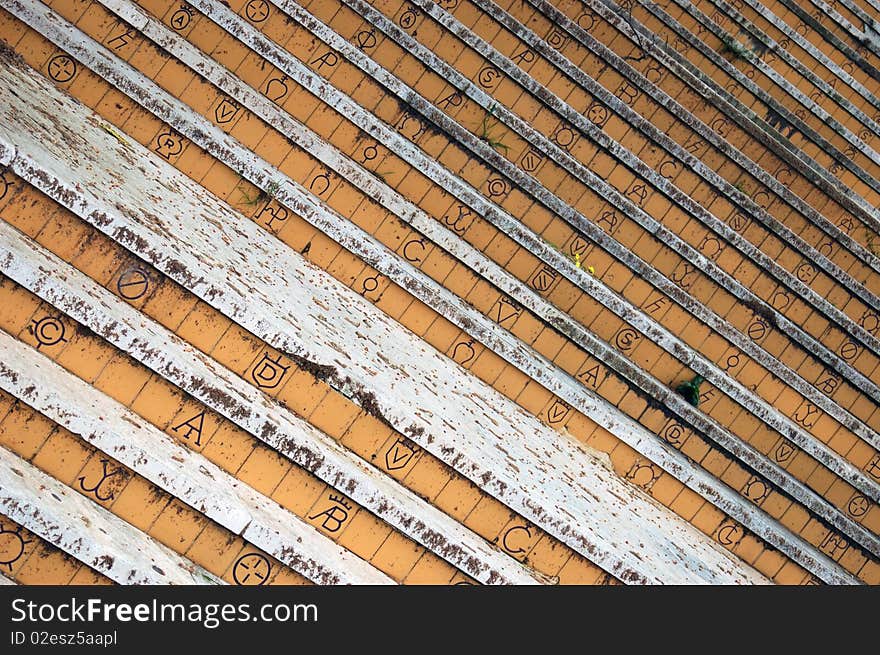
top-left (0, 22), bottom-right (823, 582)
top-left (24, 0), bottom-right (876, 544)
top-left (0, 1), bottom-right (868, 584)
top-left (0, 0), bottom-right (876, 584)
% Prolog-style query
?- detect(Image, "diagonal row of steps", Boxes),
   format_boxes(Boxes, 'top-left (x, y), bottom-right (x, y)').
top-left (0, 32), bottom-right (764, 584)
top-left (5, 0), bottom-right (872, 580)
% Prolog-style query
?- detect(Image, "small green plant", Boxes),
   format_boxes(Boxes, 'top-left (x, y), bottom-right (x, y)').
top-left (733, 179), bottom-right (750, 195)
top-left (373, 169), bottom-right (396, 184)
top-left (476, 104), bottom-right (510, 155)
top-left (236, 178), bottom-right (280, 207)
top-left (719, 33), bottom-right (749, 59)
top-left (675, 374), bottom-right (704, 407)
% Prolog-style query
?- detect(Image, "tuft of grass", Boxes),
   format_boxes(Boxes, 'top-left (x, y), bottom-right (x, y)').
top-left (236, 178), bottom-right (280, 207)
top-left (476, 104), bottom-right (510, 155)
top-left (719, 33), bottom-right (749, 59)
top-left (733, 179), bottom-right (750, 196)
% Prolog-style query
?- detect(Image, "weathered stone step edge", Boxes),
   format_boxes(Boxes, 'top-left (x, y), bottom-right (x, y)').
top-left (0, 321), bottom-right (395, 585)
top-left (537, 0), bottom-right (880, 279)
top-left (0, 445), bottom-right (223, 585)
top-left (110, 0), bottom-right (880, 554)
top-left (0, 51), bottom-right (774, 585)
top-left (352, 0), bottom-right (880, 361)
top-left (0, 205), bottom-right (542, 587)
top-left (572, 0), bottom-right (880, 234)
top-left (707, 0), bottom-right (880, 127)
top-left (480, 0), bottom-right (880, 300)
top-left (261, 0), bottom-right (880, 409)
top-left (610, 0), bottom-right (880, 200)
top-left (675, 0), bottom-right (880, 159)
top-left (0, 573), bottom-right (15, 585)
top-left (193, 0), bottom-right (880, 467)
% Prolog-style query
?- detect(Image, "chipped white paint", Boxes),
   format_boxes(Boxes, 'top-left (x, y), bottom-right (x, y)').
top-left (0, 329), bottom-right (394, 585)
top-left (0, 447), bottom-right (223, 585)
top-left (0, 39), bottom-right (776, 584)
top-left (100, 0), bottom-right (880, 560)
top-left (0, 221), bottom-right (544, 586)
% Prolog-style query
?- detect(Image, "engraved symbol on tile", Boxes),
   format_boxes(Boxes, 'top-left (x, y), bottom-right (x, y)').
top-left (614, 327), bottom-right (640, 352)
top-left (792, 401), bottom-right (821, 429)
top-left (770, 288), bottom-right (791, 311)
top-left (586, 103), bottom-right (609, 128)
top-left (233, 553), bottom-right (270, 585)
top-left (396, 113), bottom-right (426, 141)
top-left (727, 211), bottom-right (749, 233)
top-left (310, 52), bottom-right (339, 72)
top-left (264, 76), bottom-right (289, 103)
top-left (625, 180), bottom-right (649, 206)
top-left (172, 411), bottom-right (206, 447)
top-left (436, 0), bottom-right (459, 8)
top-left (214, 97), bottom-right (240, 125)
top-left (397, 4), bottom-right (419, 29)
top-left (714, 520), bottom-right (744, 547)
top-left (30, 316), bottom-right (67, 349)
top-left (116, 268), bottom-right (150, 300)
top-left (78, 459), bottom-right (123, 502)
top-left (576, 11), bottom-right (596, 30)
top-left (501, 525), bottom-right (533, 555)
top-left (847, 493), bottom-right (869, 519)
top-left (355, 29), bottom-right (377, 50)
top-left (257, 202), bottom-right (288, 231)
top-left (658, 160), bottom-right (679, 180)
top-left (451, 339), bottom-right (476, 365)
top-left (741, 476), bottom-right (769, 505)
top-left (838, 340), bottom-right (859, 362)
top-left (511, 47), bottom-right (536, 66)
top-left (170, 5), bottom-right (194, 31)
top-left (0, 172), bottom-right (11, 201)
top-left (485, 177), bottom-right (510, 199)
top-left (596, 209), bottom-right (619, 234)
top-left (251, 352), bottom-right (289, 390)
top-left (615, 81), bottom-right (639, 105)
top-left (545, 26), bottom-right (569, 50)
top-left (154, 131), bottom-right (184, 160)
top-left (361, 274), bottom-right (381, 296)
top-left (577, 362), bottom-right (603, 388)
top-left (670, 260), bottom-right (697, 290)
top-left (47, 54), bottom-right (77, 83)
top-left (865, 454), bottom-right (880, 481)
top-left (662, 420), bottom-right (685, 448)
top-left (643, 295), bottom-right (666, 315)
top-left (746, 316), bottom-right (768, 342)
top-left (771, 438), bottom-right (797, 464)
top-left (402, 238), bottom-right (426, 264)
top-left (308, 495), bottom-right (353, 533)
top-left (625, 461), bottom-right (662, 491)
top-left (360, 144), bottom-right (379, 164)
top-left (858, 309), bottom-right (879, 336)
top-left (107, 28), bottom-right (137, 51)
top-left (530, 264), bottom-right (559, 293)
top-left (814, 370), bottom-right (839, 397)
top-left (0, 524), bottom-right (30, 571)
top-left (490, 296), bottom-right (521, 326)
top-left (698, 234), bottom-right (723, 260)
top-left (442, 205), bottom-right (474, 234)
top-left (720, 350), bottom-right (740, 372)
top-left (244, 0), bottom-right (270, 22)
top-left (795, 261), bottom-right (817, 284)
top-left (385, 438), bottom-right (418, 471)
top-left (819, 532), bottom-right (848, 561)
top-left (552, 123), bottom-right (578, 151)
top-left (309, 171), bottom-right (331, 196)
top-left (477, 66), bottom-right (502, 90)
top-left (545, 399), bottom-right (571, 425)
top-left (437, 91), bottom-right (463, 111)
top-left (519, 148), bottom-right (545, 173)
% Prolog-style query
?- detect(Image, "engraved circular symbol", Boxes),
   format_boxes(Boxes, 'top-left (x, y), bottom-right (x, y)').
top-left (477, 66), bottom-right (501, 89)
top-left (614, 327), bottom-right (640, 352)
top-left (847, 494), bottom-right (869, 518)
top-left (0, 174), bottom-right (10, 202)
top-left (0, 524), bottom-right (30, 571)
top-left (245, 0), bottom-right (270, 22)
top-left (47, 54), bottom-right (77, 83)
top-left (486, 177), bottom-right (509, 198)
top-left (398, 6), bottom-right (419, 29)
top-left (662, 421), bottom-right (684, 446)
top-left (839, 340), bottom-right (859, 361)
top-left (31, 316), bottom-right (67, 348)
top-left (169, 7), bottom-right (192, 31)
top-left (233, 553), bottom-right (271, 585)
top-left (586, 103), bottom-right (608, 127)
top-left (361, 274), bottom-right (380, 295)
top-left (116, 268), bottom-right (150, 300)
